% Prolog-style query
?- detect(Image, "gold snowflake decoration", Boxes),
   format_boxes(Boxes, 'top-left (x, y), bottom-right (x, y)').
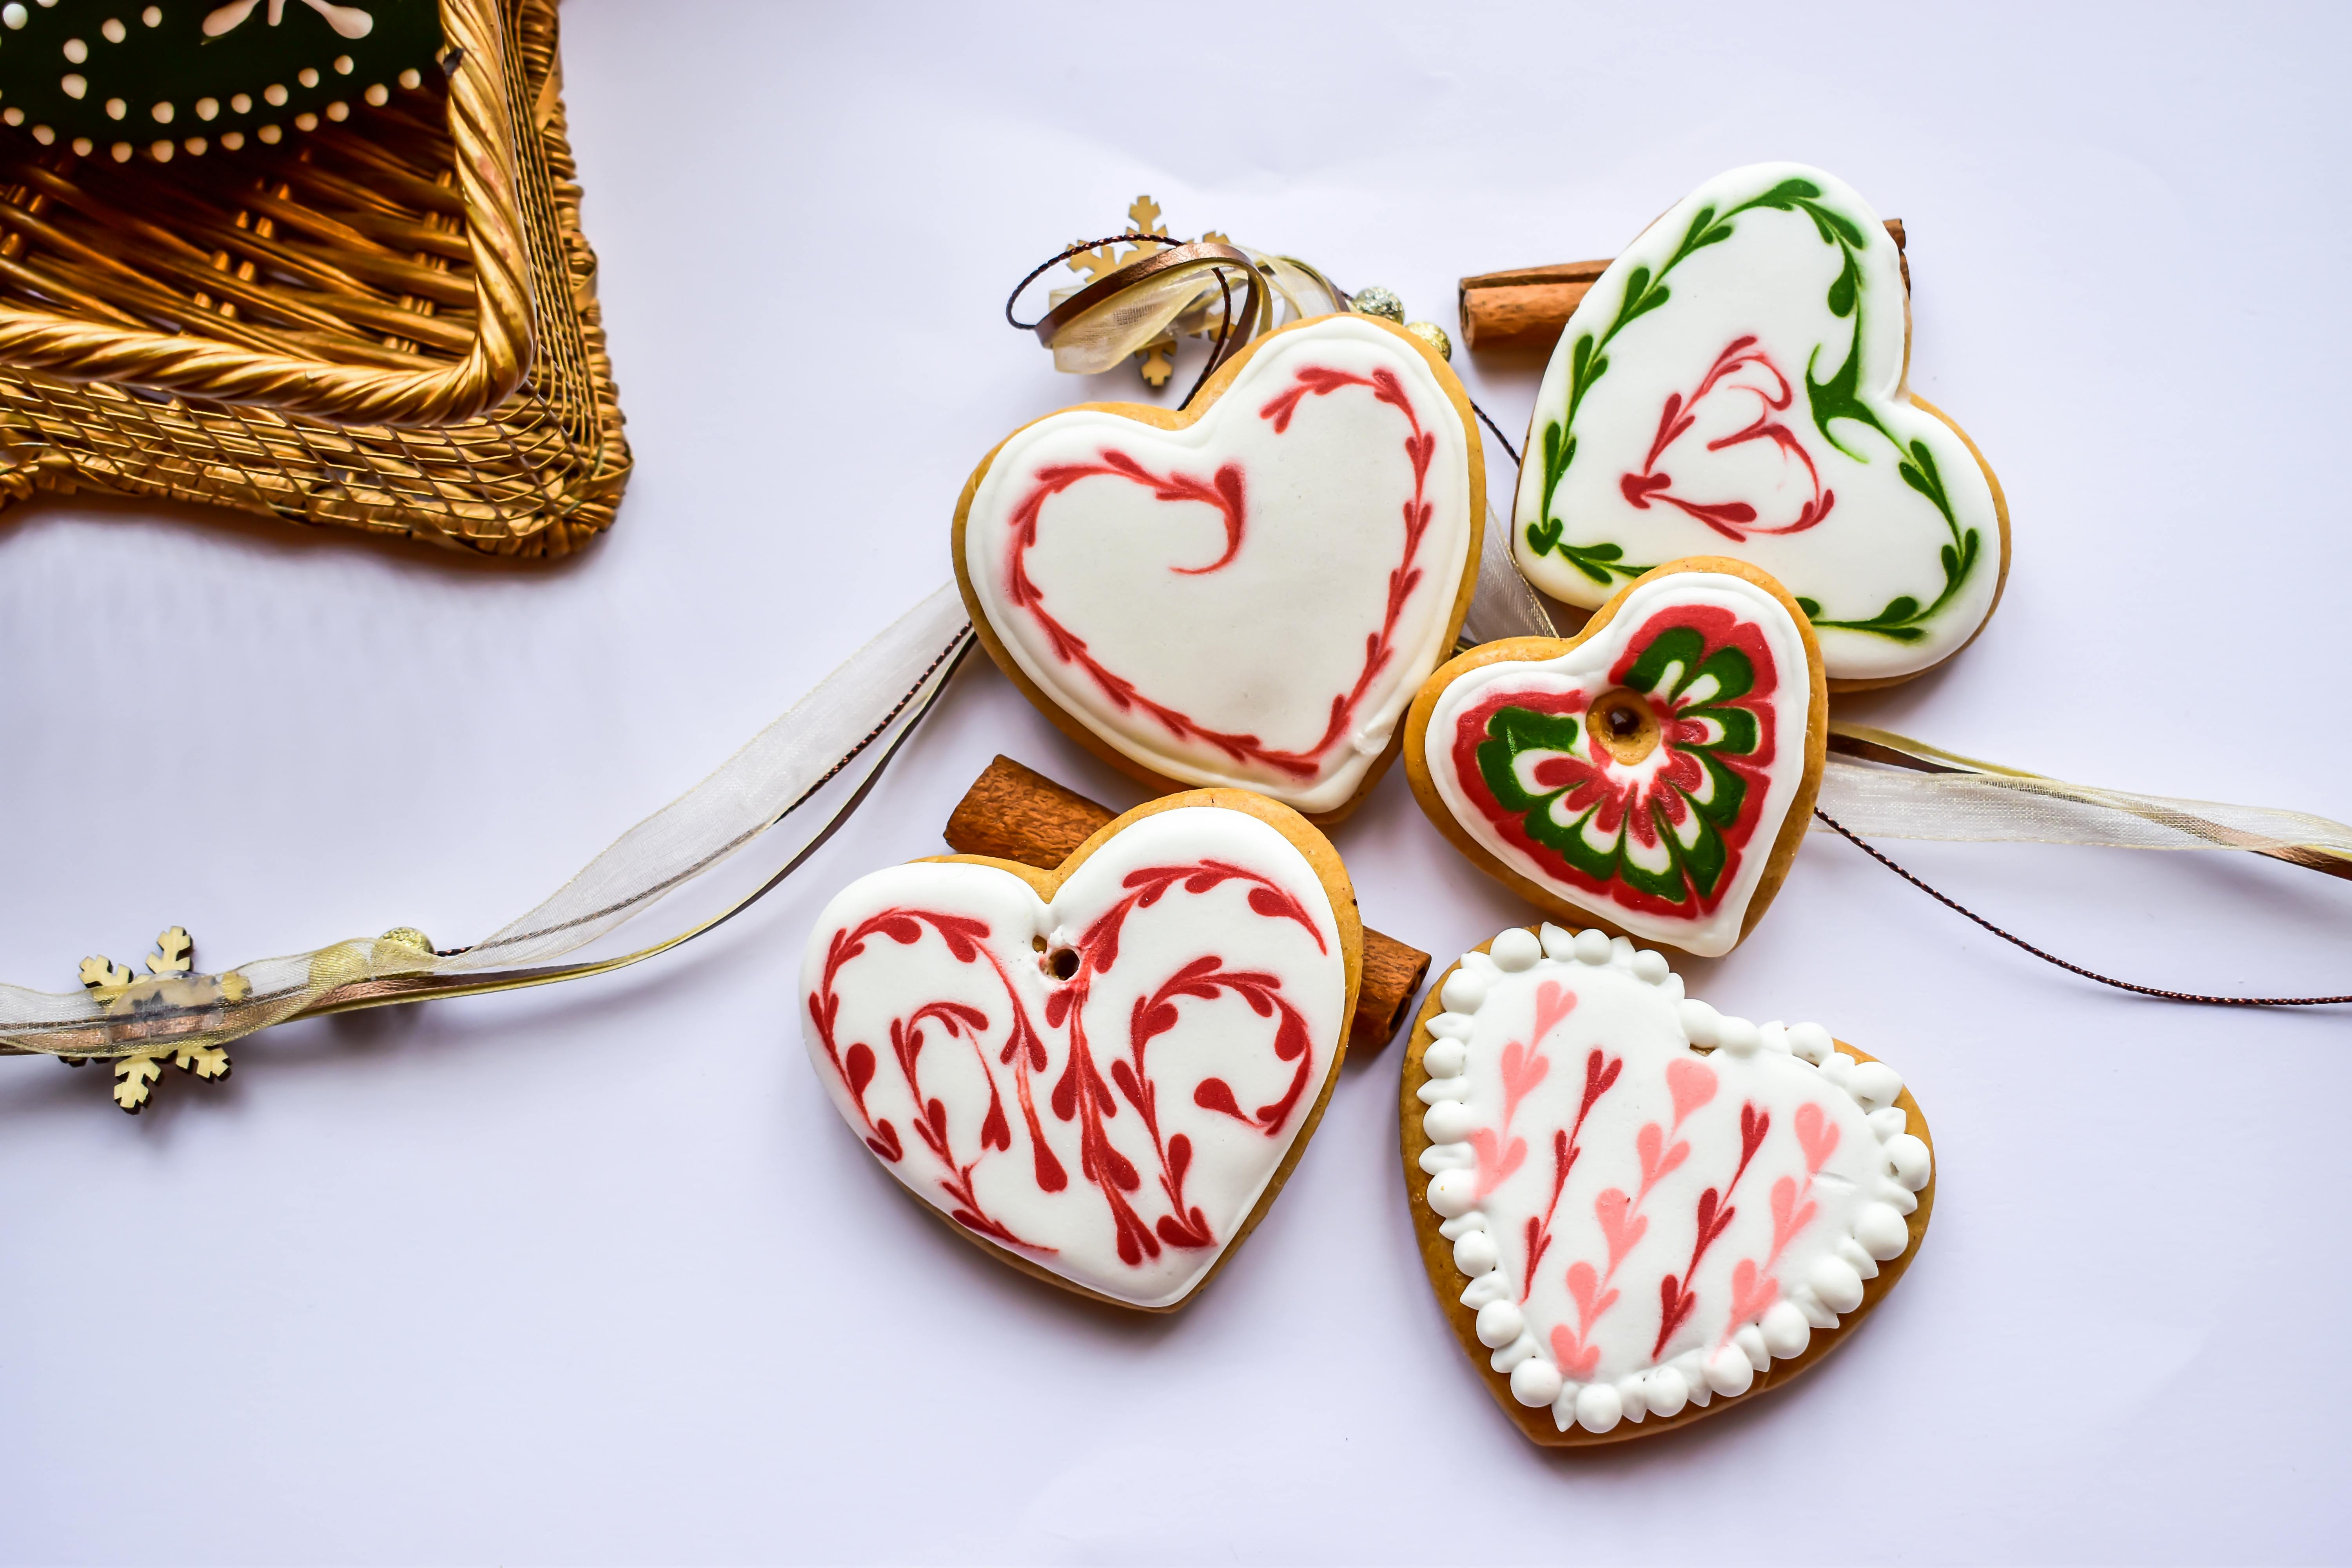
top-left (73, 926), bottom-right (250, 1113)
top-left (1066, 196), bottom-right (1235, 390)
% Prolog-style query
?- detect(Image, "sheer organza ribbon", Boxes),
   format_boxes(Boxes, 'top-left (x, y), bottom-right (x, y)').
top-left (0, 585), bottom-right (974, 1064)
top-left (1815, 727), bottom-right (2352, 876)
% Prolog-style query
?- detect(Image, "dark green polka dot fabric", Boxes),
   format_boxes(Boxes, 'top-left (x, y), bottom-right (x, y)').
top-left (0, 0), bottom-right (442, 159)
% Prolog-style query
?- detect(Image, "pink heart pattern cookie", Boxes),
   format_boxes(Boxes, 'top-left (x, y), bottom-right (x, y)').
top-left (1405, 923), bottom-right (1935, 1443)
top-left (956, 313), bottom-right (1482, 820)
top-left (802, 794), bottom-right (1358, 1310)
top-left (1406, 559), bottom-right (1826, 956)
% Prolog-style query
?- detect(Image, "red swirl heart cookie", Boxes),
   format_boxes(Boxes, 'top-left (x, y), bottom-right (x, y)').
top-left (802, 791), bottom-right (1361, 1310)
top-left (1403, 924), bottom-right (1935, 1444)
top-left (955, 313), bottom-right (1484, 822)
top-left (1405, 558), bottom-right (1826, 956)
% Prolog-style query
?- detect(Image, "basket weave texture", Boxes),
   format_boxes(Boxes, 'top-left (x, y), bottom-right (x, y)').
top-left (0, 0), bottom-right (628, 557)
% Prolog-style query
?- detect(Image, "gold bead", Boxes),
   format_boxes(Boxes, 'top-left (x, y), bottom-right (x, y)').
top-left (1349, 285), bottom-right (1405, 324)
top-left (378, 927), bottom-right (436, 953)
top-left (1405, 320), bottom-right (1453, 361)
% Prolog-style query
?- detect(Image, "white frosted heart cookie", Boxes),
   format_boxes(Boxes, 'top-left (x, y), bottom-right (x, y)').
top-left (1405, 558), bottom-right (1826, 957)
top-left (956, 313), bottom-right (1483, 820)
top-left (1511, 162), bottom-right (2009, 688)
top-left (1403, 924), bottom-right (1934, 1445)
top-left (802, 791), bottom-right (1361, 1310)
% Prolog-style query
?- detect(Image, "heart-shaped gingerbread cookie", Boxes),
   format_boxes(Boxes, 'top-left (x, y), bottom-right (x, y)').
top-left (802, 791), bottom-right (1361, 1310)
top-left (1406, 558), bottom-right (1826, 957)
top-left (955, 313), bottom-right (1483, 821)
top-left (1403, 924), bottom-right (1935, 1444)
top-left (1510, 162), bottom-right (2009, 689)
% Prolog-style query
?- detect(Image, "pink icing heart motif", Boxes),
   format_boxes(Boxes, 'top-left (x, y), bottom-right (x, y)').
top-left (1406, 557), bottom-right (1828, 956)
top-left (802, 796), bottom-right (1357, 1311)
top-left (957, 313), bottom-right (1483, 821)
top-left (1666, 1056), bottom-right (1717, 1125)
top-left (1407, 922), bottom-right (1935, 1444)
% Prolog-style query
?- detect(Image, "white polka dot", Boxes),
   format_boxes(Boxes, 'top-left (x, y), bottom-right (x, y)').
top-left (292, 110), bottom-right (316, 131)
top-left (62, 36), bottom-right (86, 62)
top-left (324, 100), bottom-right (347, 120)
top-left (104, 96), bottom-right (123, 119)
top-left (110, 140), bottom-right (131, 161)
top-left (257, 123), bottom-right (280, 143)
top-left (149, 100), bottom-right (171, 123)
top-left (219, 129), bottom-right (243, 149)
top-left (3, 5), bottom-right (29, 30)
top-left (31, 122), bottom-right (53, 143)
top-left (195, 96), bottom-right (217, 120)
top-left (397, 67), bottom-right (420, 89)
top-left (333, 53), bottom-right (353, 74)
top-left (149, 138), bottom-right (170, 161)
top-left (229, 92), bottom-right (250, 113)
top-left (297, 67), bottom-right (318, 88)
top-left (182, 135), bottom-right (204, 154)
top-left (100, 16), bottom-right (124, 43)
top-left (142, 4), bottom-right (160, 23)
top-left (2, 107), bottom-right (22, 125)
top-left (59, 72), bottom-right (84, 98)
top-left (363, 83), bottom-right (387, 106)
top-left (69, 135), bottom-right (90, 154)
top-left (263, 83), bottom-right (287, 106)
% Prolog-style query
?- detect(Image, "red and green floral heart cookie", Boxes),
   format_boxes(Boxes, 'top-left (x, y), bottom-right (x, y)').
top-left (1405, 557), bottom-right (1826, 958)
top-left (1509, 161), bottom-right (2010, 690)
top-left (1403, 924), bottom-right (1935, 1444)
top-left (802, 790), bottom-right (1361, 1310)
top-left (954, 312), bottom-right (1484, 823)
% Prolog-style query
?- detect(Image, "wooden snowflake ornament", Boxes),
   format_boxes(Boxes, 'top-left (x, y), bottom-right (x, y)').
top-left (1065, 195), bottom-right (1239, 390)
top-left (74, 926), bottom-right (247, 1112)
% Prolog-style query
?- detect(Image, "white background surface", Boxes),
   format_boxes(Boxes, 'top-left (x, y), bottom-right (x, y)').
top-left (3, 3), bottom-right (2349, 1562)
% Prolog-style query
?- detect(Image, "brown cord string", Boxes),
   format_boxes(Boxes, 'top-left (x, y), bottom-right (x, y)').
top-left (1467, 396), bottom-right (1523, 468)
top-left (1002, 234), bottom-right (1183, 332)
top-left (1814, 808), bottom-right (2352, 1007)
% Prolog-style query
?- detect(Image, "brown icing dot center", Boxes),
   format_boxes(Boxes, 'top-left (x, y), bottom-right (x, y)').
top-left (1586, 687), bottom-right (1662, 765)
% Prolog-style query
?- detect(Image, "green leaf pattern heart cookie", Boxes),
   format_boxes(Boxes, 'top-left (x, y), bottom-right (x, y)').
top-left (1512, 162), bottom-right (2010, 687)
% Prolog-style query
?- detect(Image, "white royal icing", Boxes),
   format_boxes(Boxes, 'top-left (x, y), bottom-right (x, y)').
top-left (802, 806), bottom-right (1349, 1308)
top-left (1510, 162), bottom-right (2002, 684)
top-left (1419, 571), bottom-right (1812, 957)
top-left (965, 315), bottom-right (1476, 813)
top-left (1418, 925), bottom-right (1930, 1432)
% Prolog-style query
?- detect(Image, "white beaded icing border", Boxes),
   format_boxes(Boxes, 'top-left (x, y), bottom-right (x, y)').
top-left (1414, 922), bottom-right (1934, 1435)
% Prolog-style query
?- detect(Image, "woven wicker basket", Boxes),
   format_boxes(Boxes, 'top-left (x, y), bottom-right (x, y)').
top-left (0, 0), bottom-right (627, 557)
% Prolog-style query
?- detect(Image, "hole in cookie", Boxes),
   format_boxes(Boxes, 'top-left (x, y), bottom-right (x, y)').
top-left (1048, 947), bottom-right (1082, 981)
top-left (1031, 935), bottom-right (1048, 953)
top-left (1586, 687), bottom-right (1662, 766)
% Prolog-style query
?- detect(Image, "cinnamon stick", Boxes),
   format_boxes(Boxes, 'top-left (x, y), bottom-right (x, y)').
top-left (1459, 218), bottom-right (1907, 354)
top-left (944, 755), bottom-right (1433, 1053)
